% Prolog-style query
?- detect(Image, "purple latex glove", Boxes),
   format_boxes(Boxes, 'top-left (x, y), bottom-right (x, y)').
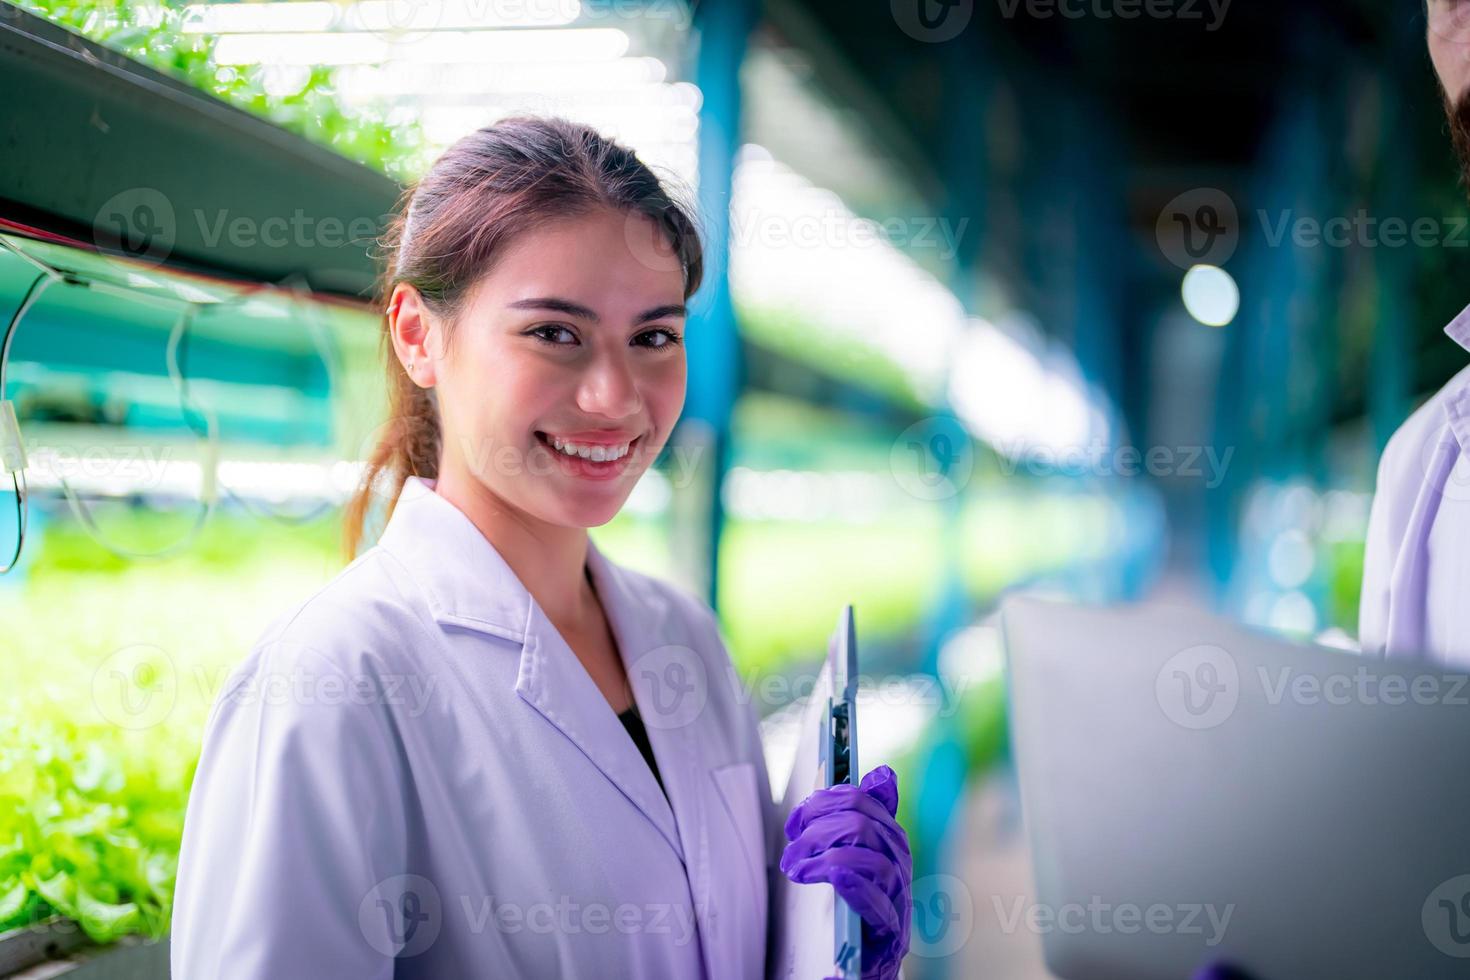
top-left (780, 764), bottom-right (912, 980)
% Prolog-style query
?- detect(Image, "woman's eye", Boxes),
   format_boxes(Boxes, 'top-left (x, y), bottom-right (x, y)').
top-left (529, 324), bottom-right (577, 346)
top-left (636, 328), bottom-right (683, 349)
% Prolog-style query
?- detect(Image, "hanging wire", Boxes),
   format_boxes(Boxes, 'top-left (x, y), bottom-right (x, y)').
top-left (166, 271), bottom-right (344, 526)
top-left (0, 245), bottom-right (66, 573)
top-left (50, 297), bottom-right (220, 561)
top-left (0, 230), bottom-right (224, 560)
top-left (0, 232), bottom-right (350, 565)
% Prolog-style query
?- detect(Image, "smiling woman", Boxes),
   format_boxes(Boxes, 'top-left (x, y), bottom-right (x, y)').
top-left (342, 115), bottom-right (705, 553)
top-left (387, 205), bottom-right (691, 527)
top-left (166, 113), bottom-right (917, 980)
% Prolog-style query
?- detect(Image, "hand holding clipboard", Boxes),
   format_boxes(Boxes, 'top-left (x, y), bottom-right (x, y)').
top-left (772, 606), bottom-right (912, 980)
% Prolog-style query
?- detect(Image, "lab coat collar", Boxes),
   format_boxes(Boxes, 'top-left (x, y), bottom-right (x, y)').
top-left (1444, 307), bottom-right (1470, 455)
top-left (376, 474), bottom-right (688, 864)
top-left (1446, 302), bottom-right (1470, 354)
top-left (376, 475), bottom-right (531, 642)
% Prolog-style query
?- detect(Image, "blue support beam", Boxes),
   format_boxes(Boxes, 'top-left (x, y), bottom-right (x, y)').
top-left (682, 0), bottom-right (759, 611)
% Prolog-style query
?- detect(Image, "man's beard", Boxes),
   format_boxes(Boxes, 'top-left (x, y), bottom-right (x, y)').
top-left (1444, 85), bottom-right (1470, 195)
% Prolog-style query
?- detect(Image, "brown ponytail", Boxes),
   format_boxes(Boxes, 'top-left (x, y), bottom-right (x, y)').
top-left (341, 116), bottom-right (705, 562)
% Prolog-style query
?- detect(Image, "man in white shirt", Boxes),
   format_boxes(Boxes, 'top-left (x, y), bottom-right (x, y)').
top-left (1359, 4), bottom-right (1470, 665)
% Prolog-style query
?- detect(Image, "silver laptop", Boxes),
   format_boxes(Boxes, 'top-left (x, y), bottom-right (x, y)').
top-left (1000, 593), bottom-right (1470, 979)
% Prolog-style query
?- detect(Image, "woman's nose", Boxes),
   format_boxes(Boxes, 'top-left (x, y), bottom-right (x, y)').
top-left (577, 349), bottom-right (642, 420)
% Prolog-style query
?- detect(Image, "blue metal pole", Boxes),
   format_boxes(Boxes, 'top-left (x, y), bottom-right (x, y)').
top-left (685, 0), bottom-right (758, 612)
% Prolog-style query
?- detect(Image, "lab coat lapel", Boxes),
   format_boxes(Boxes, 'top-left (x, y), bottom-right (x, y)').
top-left (1386, 406), bottom-right (1465, 655)
top-left (514, 598), bottom-right (686, 863)
top-left (377, 476), bottom-right (686, 862)
top-left (378, 479), bottom-right (720, 978)
top-left (584, 539), bottom-right (717, 980)
top-left (1381, 312), bottom-right (1470, 655)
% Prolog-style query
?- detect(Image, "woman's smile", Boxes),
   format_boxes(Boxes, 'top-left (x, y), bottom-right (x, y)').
top-left (535, 429), bottom-right (645, 480)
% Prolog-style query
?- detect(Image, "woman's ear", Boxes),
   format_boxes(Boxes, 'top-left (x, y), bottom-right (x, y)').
top-left (387, 282), bottom-right (441, 388)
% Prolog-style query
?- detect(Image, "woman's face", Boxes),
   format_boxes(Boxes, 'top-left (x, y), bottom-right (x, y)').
top-left (391, 206), bottom-right (689, 528)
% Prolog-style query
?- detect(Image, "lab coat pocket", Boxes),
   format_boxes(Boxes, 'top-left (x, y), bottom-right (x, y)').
top-left (710, 761), bottom-right (768, 927)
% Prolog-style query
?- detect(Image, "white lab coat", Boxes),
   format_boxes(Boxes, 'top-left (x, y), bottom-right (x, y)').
top-left (170, 475), bottom-right (782, 979)
top-left (1360, 307), bottom-right (1470, 666)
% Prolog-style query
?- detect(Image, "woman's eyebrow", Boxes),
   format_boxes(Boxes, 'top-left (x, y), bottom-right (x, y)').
top-left (507, 297), bottom-right (687, 324)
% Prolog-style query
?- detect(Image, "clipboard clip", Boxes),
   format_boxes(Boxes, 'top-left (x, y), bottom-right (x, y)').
top-left (826, 604), bottom-right (862, 979)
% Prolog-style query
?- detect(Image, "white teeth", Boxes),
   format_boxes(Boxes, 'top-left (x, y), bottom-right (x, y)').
top-left (547, 435), bottom-right (631, 462)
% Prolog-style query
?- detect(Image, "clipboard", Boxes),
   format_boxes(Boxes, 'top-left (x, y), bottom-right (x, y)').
top-left (770, 604), bottom-right (862, 979)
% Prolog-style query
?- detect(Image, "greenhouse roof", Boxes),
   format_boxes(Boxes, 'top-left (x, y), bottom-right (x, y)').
top-left (0, 3), bottom-right (400, 300)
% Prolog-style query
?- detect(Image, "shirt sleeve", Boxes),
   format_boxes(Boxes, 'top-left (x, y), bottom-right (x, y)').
top-left (170, 637), bottom-right (409, 980)
top-left (1359, 417), bottom-right (1423, 656)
